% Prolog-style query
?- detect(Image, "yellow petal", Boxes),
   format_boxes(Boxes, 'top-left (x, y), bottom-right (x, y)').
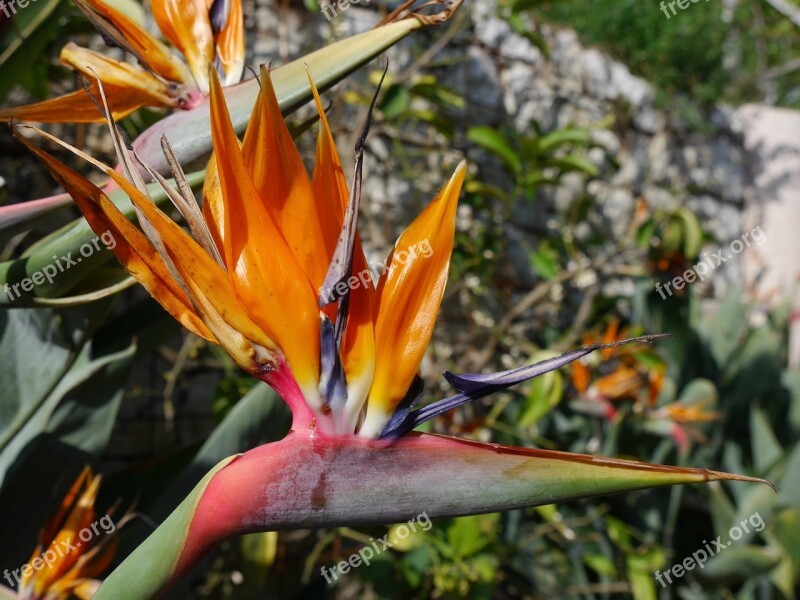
top-left (14, 131), bottom-right (215, 341)
top-left (364, 161), bottom-right (466, 432)
top-left (209, 67), bottom-right (322, 396)
top-left (60, 43), bottom-right (177, 107)
top-left (212, 0), bottom-right (245, 85)
top-left (152, 0), bottom-right (214, 93)
top-left (308, 69), bottom-right (375, 427)
top-left (242, 66), bottom-right (330, 293)
top-left (76, 0), bottom-right (192, 84)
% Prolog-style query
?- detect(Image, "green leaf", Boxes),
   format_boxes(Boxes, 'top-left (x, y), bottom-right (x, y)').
top-left (674, 208), bottom-right (703, 258)
top-left (697, 545), bottom-right (781, 583)
top-left (380, 83), bottom-right (412, 119)
top-left (530, 247), bottom-right (558, 280)
top-left (0, 306), bottom-right (134, 486)
top-left (773, 508), bottom-right (800, 575)
top-left (446, 514), bottom-right (497, 558)
top-left (467, 126), bottom-right (522, 173)
top-left (550, 155), bottom-right (599, 176)
top-left (535, 128), bottom-right (593, 155)
top-left (751, 406), bottom-right (782, 473)
top-left (520, 352), bottom-right (563, 426)
top-left (0, 0), bottom-right (63, 99)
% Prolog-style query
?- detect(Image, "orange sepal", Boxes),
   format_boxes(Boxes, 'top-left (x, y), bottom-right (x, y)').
top-left (27, 471), bottom-right (101, 595)
top-left (242, 66), bottom-right (330, 293)
top-left (209, 67), bottom-right (321, 393)
top-left (590, 366), bottom-right (643, 401)
top-left (367, 161), bottom-right (466, 419)
top-left (60, 43), bottom-right (178, 107)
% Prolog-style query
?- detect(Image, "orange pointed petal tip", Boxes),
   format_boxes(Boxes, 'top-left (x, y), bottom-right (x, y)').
top-left (360, 161), bottom-right (467, 436)
top-left (22, 467), bottom-right (103, 596)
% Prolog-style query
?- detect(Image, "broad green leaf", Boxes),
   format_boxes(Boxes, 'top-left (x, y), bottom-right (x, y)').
top-left (467, 126), bottom-right (522, 173)
top-left (550, 155), bottom-right (599, 176)
top-left (535, 128), bottom-right (592, 155)
top-left (0, 307), bottom-right (133, 486)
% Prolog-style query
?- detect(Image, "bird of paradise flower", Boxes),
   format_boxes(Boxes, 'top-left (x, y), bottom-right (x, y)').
top-left (13, 64), bottom-right (772, 598)
top-left (1, 468), bottom-right (121, 600)
top-left (0, 0), bottom-right (243, 123)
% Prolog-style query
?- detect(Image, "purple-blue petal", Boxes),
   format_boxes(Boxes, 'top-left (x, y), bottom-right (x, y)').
top-left (209, 0), bottom-right (230, 34)
top-left (380, 334), bottom-right (672, 439)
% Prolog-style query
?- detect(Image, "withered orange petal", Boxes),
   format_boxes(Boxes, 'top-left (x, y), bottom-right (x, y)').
top-left (152, 0), bottom-right (214, 93)
top-left (76, 0), bottom-right (192, 84)
top-left (60, 44), bottom-right (178, 108)
top-left (14, 132), bottom-right (215, 341)
top-left (242, 65), bottom-right (329, 292)
top-left (0, 84), bottom-right (153, 124)
top-left (366, 161), bottom-right (466, 423)
top-left (209, 67), bottom-right (321, 393)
